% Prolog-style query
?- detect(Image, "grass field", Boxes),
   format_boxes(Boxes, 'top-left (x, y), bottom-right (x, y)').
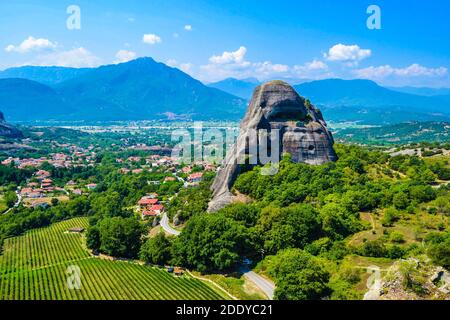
top-left (0, 218), bottom-right (229, 300)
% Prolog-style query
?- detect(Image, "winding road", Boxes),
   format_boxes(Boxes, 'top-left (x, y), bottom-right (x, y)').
top-left (160, 212), bottom-right (180, 236)
top-left (240, 267), bottom-right (275, 300)
top-left (160, 211), bottom-right (275, 299)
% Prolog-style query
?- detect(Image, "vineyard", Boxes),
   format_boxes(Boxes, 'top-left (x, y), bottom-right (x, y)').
top-left (0, 218), bottom-right (228, 300)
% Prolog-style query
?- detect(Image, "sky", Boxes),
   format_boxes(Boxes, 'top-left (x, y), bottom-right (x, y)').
top-left (0, 0), bottom-right (449, 87)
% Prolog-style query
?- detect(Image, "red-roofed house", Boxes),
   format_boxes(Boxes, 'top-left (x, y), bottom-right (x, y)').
top-left (188, 172), bottom-right (203, 183)
top-left (141, 210), bottom-right (158, 219)
top-left (86, 183), bottom-right (97, 190)
top-left (138, 198), bottom-right (159, 208)
top-left (149, 204), bottom-right (164, 215)
top-left (35, 170), bottom-right (51, 180)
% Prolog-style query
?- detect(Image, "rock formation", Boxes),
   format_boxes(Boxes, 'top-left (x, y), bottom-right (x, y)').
top-left (208, 81), bottom-right (337, 212)
top-left (0, 111), bottom-right (22, 138)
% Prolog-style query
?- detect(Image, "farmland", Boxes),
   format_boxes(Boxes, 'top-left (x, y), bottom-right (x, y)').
top-left (0, 218), bottom-right (228, 300)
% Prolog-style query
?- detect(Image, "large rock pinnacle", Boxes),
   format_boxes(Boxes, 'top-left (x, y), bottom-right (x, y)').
top-left (208, 80), bottom-right (337, 212)
top-left (0, 111), bottom-right (22, 138)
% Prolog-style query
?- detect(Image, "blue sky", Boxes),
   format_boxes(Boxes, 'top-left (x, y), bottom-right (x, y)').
top-left (0, 0), bottom-right (449, 87)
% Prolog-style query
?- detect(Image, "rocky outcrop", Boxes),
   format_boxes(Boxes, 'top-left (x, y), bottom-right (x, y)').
top-left (208, 81), bottom-right (337, 212)
top-left (0, 111), bottom-right (22, 138)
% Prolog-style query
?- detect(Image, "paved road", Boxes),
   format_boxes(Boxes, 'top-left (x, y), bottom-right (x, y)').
top-left (241, 267), bottom-right (275, 300)
top-left (363, 266), bottom-right (382, 300)
top-left (160, 212), bottom-right (180, 236)
top-left (160, 211), bottom-right (275, 299)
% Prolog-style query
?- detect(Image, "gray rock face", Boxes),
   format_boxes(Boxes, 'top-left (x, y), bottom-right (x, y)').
top-left (0, 111), bottom-right (22, 138)
top-left (208, 81), bottom-right (337, 212)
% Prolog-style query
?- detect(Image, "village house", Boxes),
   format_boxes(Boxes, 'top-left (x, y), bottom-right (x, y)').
top-left (66, 180), bottom-right (76, 187)
top-left (72, 189), bottom-right (83, 196)
top-left (127, 156), bottom-right (141, 163)
top-left (68, 227), bottom-right (85, 233)
top-left (164, 176), bottom-right (176, 183)
top-left (138, 197), bottom-right (159, 209)
top-left (188, 172), bottom-right (203, 183)
top-left (141, 210), bottom-right (158, 219)
top-left (20, 188), bottom-right (33, 197)
top-left (204, 164), bottom-right (216, 171)
top-left (1, 157), bottom-right (20, 166)
top-left (182, 166), bottom-right (192, 174)
top-left (149, 204), bottom-right (164, 215)
top-left (41, 178), bottom-right (53, 189)
top-left (35, 170), bottom-right (51, 180)
top-left (86, 183), bottom-right (97, 191)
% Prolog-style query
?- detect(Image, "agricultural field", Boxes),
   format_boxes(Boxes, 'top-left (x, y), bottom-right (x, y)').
top-left (0, 218), bottom-right (229, 300)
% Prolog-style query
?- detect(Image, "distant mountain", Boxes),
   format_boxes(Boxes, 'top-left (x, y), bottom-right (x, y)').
top-left (388, 86), bottom-right (450, 97)
top-left (0, 58), bottom-right (246, 121)
top-left (0, 78), bottom-right (73, 121)
top-left (208, 78), bottom-right (260, 100)
top-left (0, 66), bottom-right (90, 86)
top-left (294, 79), bottom-right (450, 124)
top-left (435, 94), bottom-right (450, 103)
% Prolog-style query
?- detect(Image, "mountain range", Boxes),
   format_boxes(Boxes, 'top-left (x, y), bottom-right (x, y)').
top-left (0, 58), bottom-right (449, 124)
top-left (208, 77), bottom-right (261, 100)
top-left (208, 77), bottom-right (450, 124)
top-left (0, 58), bottom-right (246, 121)
top-left (293, 79), bottom-right (450, 124)
top-left (0, 66), bottom-right (90, 86)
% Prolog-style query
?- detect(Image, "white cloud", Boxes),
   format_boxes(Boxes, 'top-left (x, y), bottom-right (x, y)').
top-left (28, 47), bottom-right (101, 68)
top-left (292, 60), bottom-right (332, 80)
top-left (179, 63), bottom-right (193, 73)
top-left (184, 25), bottom-right (192, 31)
top-left (114, 50), bottom-right (137, 63)
top-left (253, 61), bottom-right (289, 74)
top-left (5, 36), bottom-right (57, 53)
top-left (209, 46), bottom-right (248, 65)
top-left (305, 59), bottom-right (328, 70)
top-left (166, 59), bottom-right (194, 74)
top-left (294, 59), bottom-right (328, 72)
top-left (142, 34), bottom-right (162, 45)
top-left (166, 59), bottom-right (178, 67)
top-left (354, 63), bottom-right (448, 80)
top-left (325, 44), bottom-right (371, 63)
top-left (199, 47), bottom-right (292, 82)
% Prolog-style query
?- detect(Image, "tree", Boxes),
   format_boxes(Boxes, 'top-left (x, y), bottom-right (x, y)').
top-left (264, 249), bottom-right (330, 300)
top-left (140, 233), bottom-right (173, 265)
top-left (426, 232), bottom-right (450, 269)
top-left (86, 226), bottom-right (101, 251)
top-left (173, 213), bottom-right (252, 272)
top-left (98, 217), bottom-right (144, 258)
top-left (393, 192), bottom-right (409, 210)
top-left (319, 203), bottom-right (361, 240)
top-left (381, 207), bottom-right (400, 227)
top-left (254, 204), bottom-right (321, 254)
top-left (4, 191), bottom-right (17, 208)
top-left (359, 240), bottom-right (386, 258)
